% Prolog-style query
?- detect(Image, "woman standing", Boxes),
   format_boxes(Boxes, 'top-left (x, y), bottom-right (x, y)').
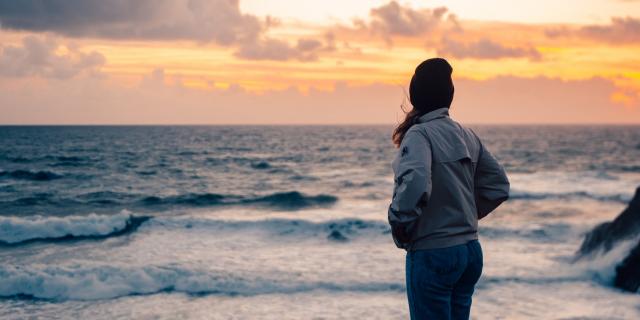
top-left (388, 58), bottom-right (510, 320)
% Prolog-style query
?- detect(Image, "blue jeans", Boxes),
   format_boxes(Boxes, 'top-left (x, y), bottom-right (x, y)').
top-left (406, 240), bottom-right (483, 320)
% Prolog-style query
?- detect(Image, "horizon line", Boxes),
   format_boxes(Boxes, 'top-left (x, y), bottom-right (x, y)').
top-left (1, 123), bottom-right (639, 126)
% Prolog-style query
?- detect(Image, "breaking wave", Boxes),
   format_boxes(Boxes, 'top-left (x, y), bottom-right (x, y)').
top-left (0, 212), bottom-right (150, 245)
top-left (0, 264), bottom-right (403, 301)
top-left (1, 212), bottom-right (587, 247)
top-left (0, 213), bottom-right (388, 246)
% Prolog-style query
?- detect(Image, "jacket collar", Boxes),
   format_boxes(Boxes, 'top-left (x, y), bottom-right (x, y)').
top-left (416, 107), bottom-right (449, 123)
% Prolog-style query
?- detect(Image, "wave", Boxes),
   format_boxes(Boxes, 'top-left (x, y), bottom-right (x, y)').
top-left (0, 170), bottom-right (62, 181)
top-left (509, 190), bottom-right (632, 203)
top-left (141, 191), bottom-right (338, 209)
top-left (1, 156), bottom-right (32, 163)
top-left (479, 239), bottom-right (640, 291)
top-left (2, 234), bottom-right (634, 302)
top-left (149, 217), bottom-right (581, 244)
top-left (148, 217), bottom-right (389, 242)
top-left (571, 235), bottom-right (640, 289)
top-left (136, 170), bottom-right (157, 176)
top-left (78, 191), bottom-right (138, 205)
top-left (48, 155), bottom-right (93, 167)
top-left (0, 155), bottom-right (92, 166)
top-left (140, 193), bottom-right (227, 206)
top-left (2, 193), bottom-right (80, 208)
top-left (480, 223), bottom-right (576, 242)
top-left (0, 212), bottom-right (150, 245)
top-left (0, 191), bottom-right (338, 214)
top-left (0, 212), bottom-right (582, 247)
top-left (0, 264), bottom-right (403, 301)
top-left (1, 249), bottom-right (633, 302)
top-left (251, 161), bottom-right (271, 169)
top-left (0, 213), bottom-right (388, 246)
top-left (242, 191), bottom-right (337, 209)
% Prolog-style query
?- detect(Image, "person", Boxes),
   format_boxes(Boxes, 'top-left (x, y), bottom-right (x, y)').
top-left (388, 58), bottom-right (510, 320)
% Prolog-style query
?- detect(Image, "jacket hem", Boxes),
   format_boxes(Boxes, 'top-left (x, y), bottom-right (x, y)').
top-left (408, 233), bottom-right (478, 251)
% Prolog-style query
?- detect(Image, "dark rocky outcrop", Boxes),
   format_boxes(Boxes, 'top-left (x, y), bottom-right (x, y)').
top-left (614, 238), bottom-right (640, 292)
top-left (577, 187), bottom-right (640, 256)
top-left (576, 186), bottom-right (640, 292)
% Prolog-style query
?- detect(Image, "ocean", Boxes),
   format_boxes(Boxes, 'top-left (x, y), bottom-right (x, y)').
top-left (0, 125), bottom-right (639, 319)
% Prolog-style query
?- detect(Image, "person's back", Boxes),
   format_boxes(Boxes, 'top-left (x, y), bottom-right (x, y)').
top-left (387, 58), bottom-right (509, 320)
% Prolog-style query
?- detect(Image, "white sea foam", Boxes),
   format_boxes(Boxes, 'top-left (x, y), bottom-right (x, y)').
top-left (0, 264), bottom-right (402, 301)
top-left (571, 235), bottom-right (640, 285)
top-left (0, 212), bottom-right (137, 244)
top-left (509, 171), bottom-right (639, 203)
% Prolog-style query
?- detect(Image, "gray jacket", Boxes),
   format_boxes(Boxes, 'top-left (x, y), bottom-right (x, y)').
top-left (388, 108), bottom-right (510, 250)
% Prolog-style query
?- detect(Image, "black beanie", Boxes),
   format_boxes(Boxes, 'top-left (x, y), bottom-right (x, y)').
top-left (409, 58), bottom-right (454, 114)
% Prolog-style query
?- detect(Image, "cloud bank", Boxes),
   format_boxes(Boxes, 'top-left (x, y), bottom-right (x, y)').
top-left (1, 69), bottom-right (636, 124)
top-left (0, 0), bottom-right (329, 61)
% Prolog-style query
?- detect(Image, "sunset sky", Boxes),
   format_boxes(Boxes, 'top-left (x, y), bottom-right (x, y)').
top-left (1, 0), bottom-right (639, 124)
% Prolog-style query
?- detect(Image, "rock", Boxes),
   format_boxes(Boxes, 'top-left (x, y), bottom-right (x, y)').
top-left (615, 238), bottom-right (640, 292)
top-left (576, 186), bottom-right (640, 292)
top-left (577, 187), bottom-right (640, 256)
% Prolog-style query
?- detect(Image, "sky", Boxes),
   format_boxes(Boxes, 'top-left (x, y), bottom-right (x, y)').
top-left (0, 0), bottom-right (639, 124)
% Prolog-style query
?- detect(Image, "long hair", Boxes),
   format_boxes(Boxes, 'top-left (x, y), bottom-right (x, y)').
top-left (392, 98), bottom-right (423, 148)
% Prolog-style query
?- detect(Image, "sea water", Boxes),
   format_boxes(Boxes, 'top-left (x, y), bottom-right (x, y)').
top-left (0, 125), bottom-right (639, 319)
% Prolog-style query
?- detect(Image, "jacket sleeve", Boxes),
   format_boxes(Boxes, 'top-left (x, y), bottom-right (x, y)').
top-left (474, 141), bottom-right (510, 219)
top-left (388, 129), bottom-right (432, 249)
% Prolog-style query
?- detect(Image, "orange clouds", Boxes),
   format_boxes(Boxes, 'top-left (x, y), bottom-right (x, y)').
top-left (0, 0), bottom-right (638, 123)
top-left (1, 69), bottom-right (637, 124)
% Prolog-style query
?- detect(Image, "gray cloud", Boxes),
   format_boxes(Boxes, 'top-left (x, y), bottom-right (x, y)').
top-left (579, 16), bottom-right (640, 43)
top-left (296, 38), bottom-right (323, 52)
top-left (235, 38), bottom-right (305, 61)
top-left (546, 16), bottom-right (640, 43)
top-left (437, 38), bottom-right (541, 60)
top-left (235, 36), bottom-right (335, 61)
top-left (370, 1), bottom-right (448, 36)
top-left (0, 0), bottom-right (333, 62)
top-left (349, 1), bottom-right (458, 45)
top-left (0, 0), bottom-right (262, 44)
top-left (0, 35), bottom-right (105, 78)
top-left (352, 1), bottom-right (458, 45)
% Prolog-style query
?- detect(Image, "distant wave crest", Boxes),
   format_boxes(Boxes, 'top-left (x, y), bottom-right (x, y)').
top-left (0, 191), bottom-right (338, 214)
top-left (141, 191), bottom-right (338, 209)
top-left (510, 190), bottom-right (632, 203)
top-left (0, 170), bottom-right (62, 181)
top-left (0, 212), bottom-right (150, 245)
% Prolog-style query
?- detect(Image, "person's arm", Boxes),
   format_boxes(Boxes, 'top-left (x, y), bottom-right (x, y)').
top-left (388, 129), bottom-right (432, 249)
top-left (474, 141), bottom-right (510, 219)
